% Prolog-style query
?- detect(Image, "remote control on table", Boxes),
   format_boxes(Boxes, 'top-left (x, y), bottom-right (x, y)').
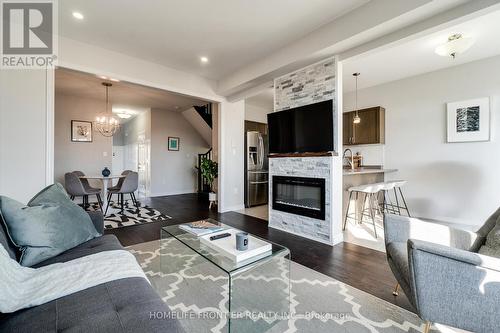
top-left (210, 233), bottom-right (231, 241)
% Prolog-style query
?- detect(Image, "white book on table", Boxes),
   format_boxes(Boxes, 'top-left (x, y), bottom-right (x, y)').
top-left (200, 229), bottom-right (272, 263)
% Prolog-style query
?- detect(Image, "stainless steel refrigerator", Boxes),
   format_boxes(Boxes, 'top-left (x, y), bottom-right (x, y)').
top-left (245, 131), bottom-right (269, 207)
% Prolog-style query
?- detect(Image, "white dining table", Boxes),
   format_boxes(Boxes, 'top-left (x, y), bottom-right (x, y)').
top-left (79, 175), bottom-right (125, 211)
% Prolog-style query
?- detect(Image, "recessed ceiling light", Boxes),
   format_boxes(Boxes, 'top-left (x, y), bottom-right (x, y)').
top-left (109, 78), bottom-right (120, 82)
top-left (72, 12), bottom-right (84, 20)
top-left (200, 56), bottom-right (209, 63)
top-left (98, 75), bottom-right (108, 80)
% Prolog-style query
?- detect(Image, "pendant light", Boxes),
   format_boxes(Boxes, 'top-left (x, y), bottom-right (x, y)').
top-left (353, 72), bottom-right (361, 124)
top-left (95, 82), bottom-right (120, 137)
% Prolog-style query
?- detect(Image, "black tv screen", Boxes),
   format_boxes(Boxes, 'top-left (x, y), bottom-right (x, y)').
top-left (268, 100), bottom-right (334, 154)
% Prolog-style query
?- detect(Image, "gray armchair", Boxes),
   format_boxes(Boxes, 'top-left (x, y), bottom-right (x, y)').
top-left (105, 171), bottom-right (139, 214)
top-left (64, 172), bottom-right (103, 211)
top-left (384, 209), bottom-right (500, 333)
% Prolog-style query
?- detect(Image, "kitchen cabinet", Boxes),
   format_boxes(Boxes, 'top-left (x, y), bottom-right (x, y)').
top-left (343, 106), bottom-right (385, 145)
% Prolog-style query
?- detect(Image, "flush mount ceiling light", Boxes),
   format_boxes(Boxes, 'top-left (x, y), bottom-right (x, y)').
top-left (200, 56), bottom-right (209, 63)
top-left (72, 12), bottom-right (84, 20)
top-left (95, 83), bottom-right (120, 137)
top-left (113, 108), bottom-right (135, 119)
top-left (352, 72), bottom-right (361, 124)
top-left (435, 33), bottom-right (475, 59)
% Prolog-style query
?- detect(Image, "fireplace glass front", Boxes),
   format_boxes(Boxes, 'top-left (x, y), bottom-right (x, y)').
top-left (272, 176), bottom-right (325, 220)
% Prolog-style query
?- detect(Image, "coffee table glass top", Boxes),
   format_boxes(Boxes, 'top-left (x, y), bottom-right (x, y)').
top-left (161, 219), bottom-right (290, 274)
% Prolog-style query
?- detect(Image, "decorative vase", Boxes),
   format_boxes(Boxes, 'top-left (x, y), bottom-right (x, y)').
top-left (102, 167), bottom-right (111, 177)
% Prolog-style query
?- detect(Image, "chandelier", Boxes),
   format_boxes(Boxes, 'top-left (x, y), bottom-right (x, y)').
top-left (95, 82), bottom-right (120, 137)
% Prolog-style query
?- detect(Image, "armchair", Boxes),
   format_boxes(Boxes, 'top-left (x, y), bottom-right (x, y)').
top-left (384, 209), bottom-right (500, 333)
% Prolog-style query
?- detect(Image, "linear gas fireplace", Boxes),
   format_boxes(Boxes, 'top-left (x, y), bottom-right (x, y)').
top-left (272, 176), bottom-right (326, 220)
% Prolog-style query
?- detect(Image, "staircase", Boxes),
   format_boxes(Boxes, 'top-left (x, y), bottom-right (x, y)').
top-left (182, 103), bottom-right (213, 146)
top-left (196, 148), bottom-right (213, 193)
top-left (193, 104), bottom-right (212, 128)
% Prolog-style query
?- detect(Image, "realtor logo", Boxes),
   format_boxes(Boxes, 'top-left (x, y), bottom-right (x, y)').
top-left (1, 0), bottom-right (57, 68)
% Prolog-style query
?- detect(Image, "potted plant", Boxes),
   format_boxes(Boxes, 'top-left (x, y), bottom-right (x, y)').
top-left (200, 158), bottom-right (218, 205)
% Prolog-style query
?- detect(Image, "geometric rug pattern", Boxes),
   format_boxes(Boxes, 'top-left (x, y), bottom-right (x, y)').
top-left (128, 240), bottom-right (441, 333)
top-left (89, 201), bottom-right (171, 229)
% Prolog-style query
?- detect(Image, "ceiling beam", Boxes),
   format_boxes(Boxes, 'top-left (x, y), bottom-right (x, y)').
top-left (219, 0), bottom-right (500, 100)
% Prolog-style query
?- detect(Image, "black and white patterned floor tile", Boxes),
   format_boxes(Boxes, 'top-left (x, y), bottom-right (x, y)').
top-left (128, 240), bottom-right (451, 333)
top-left (88, 201), bottom-right (172, 229)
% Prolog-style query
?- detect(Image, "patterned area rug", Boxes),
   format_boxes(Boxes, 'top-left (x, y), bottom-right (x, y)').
top-left (89, 201), bottom-right (171, 229)
top-left (128, 240), bottom-right (445, 333)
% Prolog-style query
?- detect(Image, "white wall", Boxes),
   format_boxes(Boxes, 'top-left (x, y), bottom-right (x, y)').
top-left (0, 70), bottom-right (49, 203)
top-left (150, 108), bottom-right (210, 196)
top-left (54, 94), bottom-right (113, 186)
top-left (244, 102), bottom-right (271, 123)
top-left (218, 100), bottom-right (245, 211)
top-left (343, 55), bottom-right (500, 227)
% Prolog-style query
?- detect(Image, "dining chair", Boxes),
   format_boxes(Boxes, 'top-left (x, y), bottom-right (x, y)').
top-left (64, 172), bottom-right (103, 211)
top-left (108, 170), bottom-right (132, 191)
top-left (72, 170), bottom-right (101, 192)
top-left (105, 171), bottom-right (139, 214)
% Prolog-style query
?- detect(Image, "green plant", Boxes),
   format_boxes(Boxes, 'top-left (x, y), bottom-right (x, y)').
top-left (200, 158), bottom-right (218, 192)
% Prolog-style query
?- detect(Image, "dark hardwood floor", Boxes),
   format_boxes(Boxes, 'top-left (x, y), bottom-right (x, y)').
top-left (105, 193), bottom-right (414, 312)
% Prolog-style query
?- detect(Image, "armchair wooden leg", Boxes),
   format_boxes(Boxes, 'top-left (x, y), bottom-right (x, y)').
top-left (392, 283), bottom-right (400, 296)
top-left (423, 321), bottom-right (431, 333)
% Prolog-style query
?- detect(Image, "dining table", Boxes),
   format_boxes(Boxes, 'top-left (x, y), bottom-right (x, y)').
top-left (79, 175), bottom-right (126, 212)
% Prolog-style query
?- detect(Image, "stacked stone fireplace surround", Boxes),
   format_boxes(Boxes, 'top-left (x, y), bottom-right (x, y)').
top-left (268, 57), bottom-right (341, 246)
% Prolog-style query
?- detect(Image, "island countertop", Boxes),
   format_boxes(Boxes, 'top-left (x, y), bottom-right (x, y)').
top-left (343, 166), bottom-right (398, 176)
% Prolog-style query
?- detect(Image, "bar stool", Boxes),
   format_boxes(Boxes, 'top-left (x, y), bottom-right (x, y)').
top-left (343, 182), bottom-right (385, 238)
top-left (381, 180), bottom-right (410, 216)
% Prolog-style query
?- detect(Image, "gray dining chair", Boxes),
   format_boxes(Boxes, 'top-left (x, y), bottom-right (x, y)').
top-left (65, 172), bottom-right (103, 211)
top-left (108, 170), bottom-right (132, 191)
top-left (72, 170), bottom-right (101, 192)
top-left (105, 171), bottom-right (139, 214)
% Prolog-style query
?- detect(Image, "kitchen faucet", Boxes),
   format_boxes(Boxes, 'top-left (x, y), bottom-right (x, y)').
top-left (343, 148), bottom-right (355, 170)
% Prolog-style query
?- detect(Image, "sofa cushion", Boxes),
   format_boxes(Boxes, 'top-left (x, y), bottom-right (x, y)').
top-left (0, 277), bottom-right (185, 333)
top-left (0, 184), bottom-right (100, 266)
top-left (33, 235), bottom-right (123, 268)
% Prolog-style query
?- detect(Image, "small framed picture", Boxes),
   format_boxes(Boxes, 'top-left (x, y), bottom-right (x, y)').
top-left (447, 98), bottom-right (490, 143)
top-left (71, 120), bottom-right (93, 142)
top-left (168, 137), bottom-right (180, 151)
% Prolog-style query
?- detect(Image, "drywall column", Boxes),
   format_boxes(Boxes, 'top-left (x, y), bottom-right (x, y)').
top-left (218, 100), bottom-right (245, 212)
top-left (0, 69), bottom-right (50, 203)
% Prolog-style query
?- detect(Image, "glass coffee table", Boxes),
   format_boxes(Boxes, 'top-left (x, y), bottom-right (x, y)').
top-left (161, 219), bottom-right (290, 333)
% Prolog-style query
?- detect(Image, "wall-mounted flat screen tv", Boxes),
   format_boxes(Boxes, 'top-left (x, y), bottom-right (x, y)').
top-left (268, 100), bottom-right (334, 154)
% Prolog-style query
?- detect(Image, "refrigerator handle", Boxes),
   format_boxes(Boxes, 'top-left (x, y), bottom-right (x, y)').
top-left (258, 135), bottom-right (264, 169)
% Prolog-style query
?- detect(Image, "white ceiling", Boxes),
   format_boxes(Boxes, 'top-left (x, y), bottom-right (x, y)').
top-left (342, 9), bottom-right (500, 92)
top-left (59, 0), bottom-right (368, 80)
top-left (55, 68), bottom-right (208, 119)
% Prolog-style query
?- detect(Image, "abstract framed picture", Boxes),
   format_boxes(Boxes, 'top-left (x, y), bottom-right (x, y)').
top-left (447, 97), bottom-right (490, 143)
top-left (168, 137), bottom-right (180, 151)
top-left (71, 120), bottom-right (93, 142)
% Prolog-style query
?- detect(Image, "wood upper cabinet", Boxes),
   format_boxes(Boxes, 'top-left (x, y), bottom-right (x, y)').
top-left (343, 106), bottom-right (385, 145)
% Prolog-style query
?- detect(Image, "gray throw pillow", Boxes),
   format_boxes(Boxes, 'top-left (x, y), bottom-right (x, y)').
top-left (0, 183), bottom-right (99, 266)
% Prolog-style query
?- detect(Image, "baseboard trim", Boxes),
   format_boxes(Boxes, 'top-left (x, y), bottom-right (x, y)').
top-left (149, 190), bottom-right (197, 197)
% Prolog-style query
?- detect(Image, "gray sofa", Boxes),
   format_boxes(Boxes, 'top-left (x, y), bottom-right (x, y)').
top-left (0, 211), bottom-right (184, 333)
top-left (384, 210), bottom-right (500, 333)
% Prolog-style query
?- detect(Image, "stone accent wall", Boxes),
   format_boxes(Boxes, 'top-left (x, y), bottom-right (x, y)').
top-left (269, 156), bottom-right (333, 244)
top-left (274, 58), bottom-right (335, 112)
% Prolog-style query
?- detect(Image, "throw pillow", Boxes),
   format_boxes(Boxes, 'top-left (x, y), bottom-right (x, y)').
top-left (0, 184), bottom-right (99, 266)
